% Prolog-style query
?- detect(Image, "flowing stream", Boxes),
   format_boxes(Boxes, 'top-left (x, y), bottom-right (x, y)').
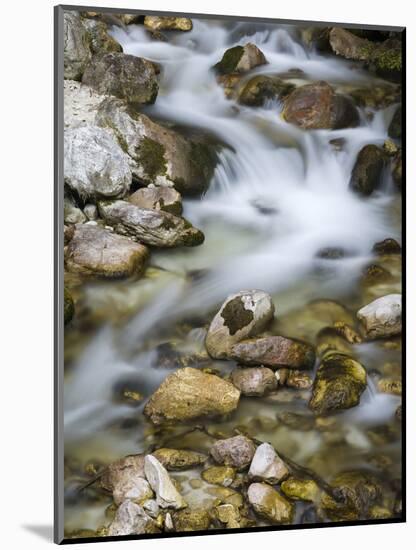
top-left (64, 18), bottom-right (402, 532)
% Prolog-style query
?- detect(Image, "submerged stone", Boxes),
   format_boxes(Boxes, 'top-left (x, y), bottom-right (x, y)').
top-left (230, 367), bottom-right (277, 396)
top-left (280, 477), bottom-right (320, 502)
top-left (309, 352), bottom-right (367, 415)
top-left (238, 75), bottom-right (294, 107)
top-left (248, 482), bottom-right (294, 524)
top-left (202, 466), bottom-right (236, 486)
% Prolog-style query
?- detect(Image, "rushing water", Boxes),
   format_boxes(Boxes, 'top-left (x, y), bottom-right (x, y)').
top-left (64, 18), bottom-right (402, 533)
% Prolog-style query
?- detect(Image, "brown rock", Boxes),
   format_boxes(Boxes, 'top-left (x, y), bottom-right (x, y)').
top-left (210, 435), bottom-right (256, 470)
top-left (230, 367), bottom-right (277, 396)
top-left (129, 187), bottom-right (182, 216)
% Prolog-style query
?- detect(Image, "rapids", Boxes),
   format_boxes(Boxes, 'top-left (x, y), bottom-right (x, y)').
top-left (63, 18), bottom-right (402, 532)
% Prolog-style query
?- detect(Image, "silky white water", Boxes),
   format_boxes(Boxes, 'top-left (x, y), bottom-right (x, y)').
top-left (64, 19), bottom-right (401, 509)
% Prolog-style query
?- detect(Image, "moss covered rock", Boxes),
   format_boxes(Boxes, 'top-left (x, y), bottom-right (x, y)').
top-left (144, 16), bottom-right (193, 32)
top-left (151, 448), bottom-right (207, 471)
top-left (95, 97), bottom-right (216, 195)
top-left (238, 75), bottom-right (295, 107)
top-left (309, 352), bottom-right (367, 414)
top-left (172, 508), bottom-right (211, 531)
top-left (202, 466), bottom-right (236, 486)
top-left (321, 471), bottom-right (384, 521)
top-left (283, 81), bottom-right (359, 130)
top-left (280, 477), bottom-right (320, 502)
top-left (214, 43), bottom-right (267, 75)
top-left (82, 52), bottom-right (159, 104)
top-left (98, 200), bottom-right (204, 248)
top-left (143, 367), bottom-right (240, 424)
top-left (82, 18), bottom-right (123, 54)
top-left (349, 144), bottom-right (385, 196)
top-left (248, 482), bottom-right (294, 524)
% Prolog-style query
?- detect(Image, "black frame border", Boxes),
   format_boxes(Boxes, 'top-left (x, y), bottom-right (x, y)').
top-left (54, 4), bottom-right (406, 545)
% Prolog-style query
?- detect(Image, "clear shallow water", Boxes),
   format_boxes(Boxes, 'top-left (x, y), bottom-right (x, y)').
top-left (64, 19), bottom-right (402, 532)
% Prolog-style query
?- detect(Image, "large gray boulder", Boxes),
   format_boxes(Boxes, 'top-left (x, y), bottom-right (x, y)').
top-left (65, 223), bottom-right (148, 278)
top-left (205, 290), bottom-right (275, 359)
top-left (95, 97), bottom-right (216, 195)
top-left (82, 52), bottom-right (159, 104)
top-left (98, 200), bottom-right (204, 248)
top-left (64, 11), bottom-right (92, 80)
top-left (64, 80), bottom-right (106, 128)
top-left (64, 125), bottom-right (131, 200)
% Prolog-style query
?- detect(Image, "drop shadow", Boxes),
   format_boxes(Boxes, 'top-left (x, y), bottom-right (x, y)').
top-left (22, 525), bottom-right (53, 542)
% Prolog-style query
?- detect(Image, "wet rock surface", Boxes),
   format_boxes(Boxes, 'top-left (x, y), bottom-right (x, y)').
top-left (144, 455), bottom-right (187, 509)
top-left (210, 435), bottom-right (256, 470)
top-left (350, 144), bottom-right (385, 196)
top-left (144, 16), bottom-right (193, 32)
top-left (357, 294), bottom-right (402, 339)
top-left (248, 482), bottom-right (294, 523)
top-left (248, 443), bottom-right (289, 484)
top-left (65, 224), bottom-right (148, 278)
top-left (98, 200), bottom-right (204, 248)
top-left (231, 336), bottom-right (316, 369)
top-left (205, 290), bottom-right (275, 359)
top-left (283, 81), bottom-right (359, 130)
top-left (214, 43), bottom-right (267, 75)
top-left (230, 367), bottom-right (277, 396)
top-left (144, 367), bottom-right (240, 424)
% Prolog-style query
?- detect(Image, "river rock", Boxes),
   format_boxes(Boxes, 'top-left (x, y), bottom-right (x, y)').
top-left (285, 370), bottom-right (313, 389)
top-left (202, 466), bottom-right (236, 486)
top-left (84, 203), bottom-right (98, 221)
top-left (82, 52), bottom-right (159, 104)
top-left (214, 503), bottom-right (241, 528)
top-left (210, 435), bottom-right (256, 470)
top-left (231, 336), bottom-right (316, 370)
top-left (388, 105), bottom-right (402, 139)
top-left (357, 294), bottom-right (402, 338)
top-left (372, 238), bottom-right (401, 255)
top-left (64, 125), bottom-right (131, 199)
top-left (301, 27), bottom-right (331, 51)
top-left (129, 187), bottom-right (182, 216)
top-left (101, 455), bottom-right (146, 492)
top-left (392, 149), bottom-right (402, 190)
top-left (64, 11), bottom-right (92, 80)
top-left (95, 97), bottom-right (216, 195)
top-left (64, 287), bottom-right (74, 324)
top-left (349, 144), bottom-right (385, 196)
top-left (143, 367), bottom-right (240, 424)
top-left (329, 27), bottom-right (373, 61)
top-left (248, 483), bottom-right (294, 523)
top-left (321, 470), bottom-right (383, 521)
top-left (309, 352), bottom-right (367, 415)
top-left (144, 16), bottom-right (193, 32)
top-left (238, 75), bottom-right (295, 107)
top-left (64, 80), bottom-right (106, 128)
top-left (151, 448), bottom-right (207, 471)
top-left (65, 224), bottom-right (148, 278)
top-left (144, 455), bottom-right (187, 509)
top-left (283, 81), bottom-right (359, 130)
top-left (172, 509), bottom-right (211, 532)
top-left (98, 200), bottom-right (204, 247)
top-left (113, 476), bottom-right (153, 506)
top-left (230, 367), bottom-right (277, 396)
top-left (64, 197), bottom-right (86, 224)
top-left (248, 442), bottom-right (289, 484)
top-left (108, 500), bottom-right (155, 536)
top-left (82, 18), bottom-right (123, 54)
top-left (214, 43), bottom-right (267, 75)
top-left (280, 477), bottom-right (320, 502)
top-left (205, 290), bottom-right (275, 359)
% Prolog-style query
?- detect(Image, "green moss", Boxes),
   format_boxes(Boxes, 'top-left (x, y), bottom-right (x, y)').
top-left (221, 297), bottom-right (254, 335)
top-left (136, 136), bottom-right (167, 181)
top-left (214, 45), bottom-right (244, 75)
top-left (189, 141), bottom-right (216, 188)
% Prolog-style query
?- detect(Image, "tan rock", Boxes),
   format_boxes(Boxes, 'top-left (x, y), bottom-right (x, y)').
top-left (151, 448), bottom-right (207, 470)
top-left (144, 367), bottom-right (240, 424)
top-left (248, 482), bottom-right (294, 523)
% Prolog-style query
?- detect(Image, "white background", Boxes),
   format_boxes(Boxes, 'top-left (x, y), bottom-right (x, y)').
top-left (1, 0), bottom-right (413, 547)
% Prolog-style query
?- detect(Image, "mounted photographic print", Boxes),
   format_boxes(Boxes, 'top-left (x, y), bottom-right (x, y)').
top-left (54, 5), bottom-right (405, 544)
